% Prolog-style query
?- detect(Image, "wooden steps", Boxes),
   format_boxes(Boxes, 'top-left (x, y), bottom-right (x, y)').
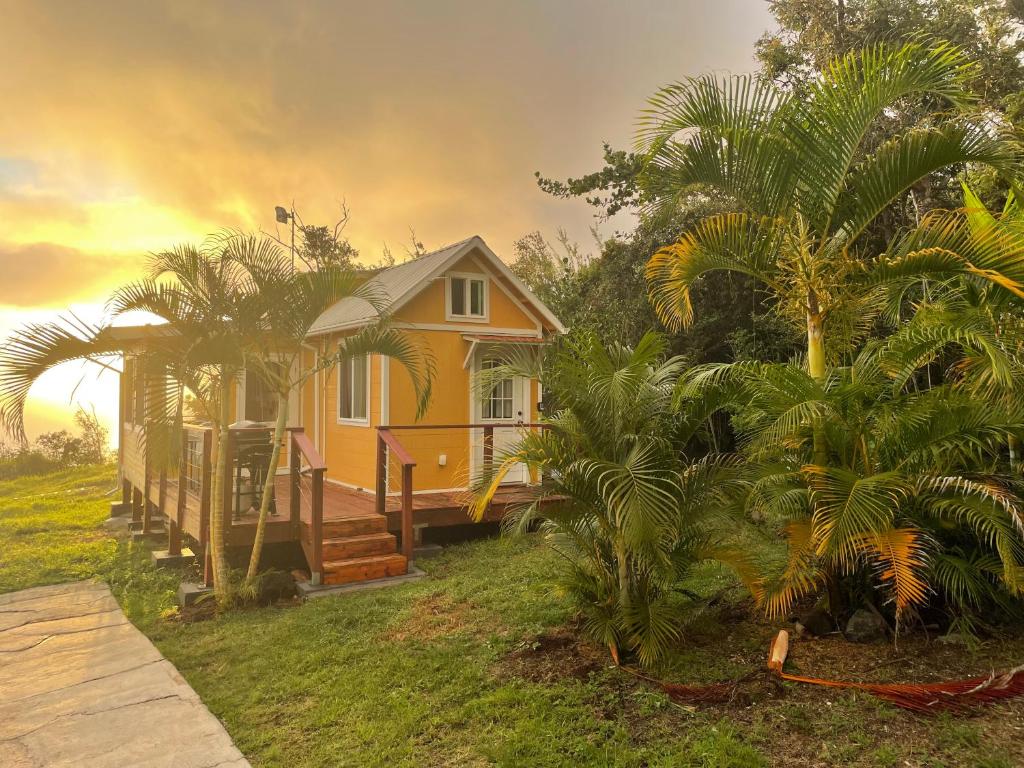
top-left (321, 532), bottom-right (397, 560)
top-left (319, 512), bottom-right (408, 585)
top-left (322, 553), bottom-right (408, 585)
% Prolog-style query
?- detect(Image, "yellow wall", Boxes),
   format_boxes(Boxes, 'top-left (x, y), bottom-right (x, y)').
top-left (316, 248), bottom-right (547, 491)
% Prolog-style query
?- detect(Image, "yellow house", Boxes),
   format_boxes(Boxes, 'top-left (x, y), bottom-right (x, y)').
top-left (118, 235), bottom-right (564, 589)
top-left (289, 234), bottom-right (564, 494)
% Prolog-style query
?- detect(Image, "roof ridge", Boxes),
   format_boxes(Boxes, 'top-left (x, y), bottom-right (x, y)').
top-left (375, 235), bottom-right (479, 274)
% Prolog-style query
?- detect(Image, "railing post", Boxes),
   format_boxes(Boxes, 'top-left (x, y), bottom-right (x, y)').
top-left (311, 468), bottom-right (324, 585)
top-left (200, 429), bottom-right (213, 587)
top-left (401, 463), bottom-right (414, 568)
top-left (375, 430), bottom-right (387, 515)
top-left (289, 429), bottom-right (301, 534)
top-left (221, 429), bottom-right (234, 548)
top-left (169, 430), bottom-right (187, 557)
top-left (482, 425), bottom-right (494, 478)
top-left (142, 452), bottom-right (153, 534)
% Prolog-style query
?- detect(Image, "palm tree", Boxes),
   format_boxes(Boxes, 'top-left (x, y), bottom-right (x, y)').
top-left (638, 42), bottom-right (1023, 385)
top-left (0, 237), bottom-right (259, 599)
top-left (678, 347), bottom-right (1024, 632)
top-left (472, 333), bottom-right (756, 666)
top-left (224, 234), bottom-right (435, 590)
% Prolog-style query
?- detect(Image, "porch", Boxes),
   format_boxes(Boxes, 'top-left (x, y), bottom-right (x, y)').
top-left (120, 421), bottom-right (544, 588)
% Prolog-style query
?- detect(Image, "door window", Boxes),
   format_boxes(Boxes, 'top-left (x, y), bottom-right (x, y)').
top-left (481, 359), bottom-right (514, 420)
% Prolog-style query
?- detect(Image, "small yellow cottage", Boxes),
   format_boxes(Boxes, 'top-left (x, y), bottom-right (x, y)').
top-left (295, 234), bottom-right (564, 493)
top-left (117, 235), bottom-right (564, 588)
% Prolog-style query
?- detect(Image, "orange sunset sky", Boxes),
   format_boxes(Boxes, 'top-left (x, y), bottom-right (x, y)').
top-left (0, 1), bottom-right (773, 444)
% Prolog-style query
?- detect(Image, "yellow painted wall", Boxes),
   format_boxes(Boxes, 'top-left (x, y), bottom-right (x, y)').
top-left (316, 249), bottom-right (547, 491)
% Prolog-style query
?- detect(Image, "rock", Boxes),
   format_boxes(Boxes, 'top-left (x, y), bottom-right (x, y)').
top-left (845, 608), bottom-right (888, 643)
top-left (797, 607), bottom-right (835, 637)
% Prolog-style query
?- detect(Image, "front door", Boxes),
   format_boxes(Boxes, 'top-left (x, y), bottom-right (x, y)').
top-left (474, 355), bottom-right (529, 485)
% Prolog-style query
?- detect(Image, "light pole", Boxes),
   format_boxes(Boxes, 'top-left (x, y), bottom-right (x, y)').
top-left (275, 205), bottom-right (295, 272)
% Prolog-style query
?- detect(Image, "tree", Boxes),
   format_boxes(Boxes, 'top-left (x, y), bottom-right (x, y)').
top-left (679, 342), bottom-right (1024, 632)
top-left (228, 235), bottom-right (435, 590)
top-left (471, 333), bottom-right (756, 666)
top-left (758, 0), bottom-right (1024, 120)
top-left (639, 42), bottom-right (1022, 390)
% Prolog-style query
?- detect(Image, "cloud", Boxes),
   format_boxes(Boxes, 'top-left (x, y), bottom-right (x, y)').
top-left (0, 241), bottom-right (137, 307)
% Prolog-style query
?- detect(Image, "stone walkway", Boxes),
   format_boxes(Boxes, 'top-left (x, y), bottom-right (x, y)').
top-left (0, 581), bottom-right (249, 768)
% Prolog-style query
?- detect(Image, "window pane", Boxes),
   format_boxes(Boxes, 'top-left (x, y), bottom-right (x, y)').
top-left (245, 363), bottom-right (280, 422)
top-left (470, 279), bottom-right (485, 316)
top-left (339, 358), bottom-right (352, 419)
top-left (353, 355), bottom-right (368, 419)
top-left (450, 277), bottom-right (466, 315)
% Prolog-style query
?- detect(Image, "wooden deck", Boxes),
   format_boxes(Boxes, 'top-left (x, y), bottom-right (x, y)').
top-left (123, 423), bottom-right (544, 587)
top-left (240, 477), bottom-right (534, 530)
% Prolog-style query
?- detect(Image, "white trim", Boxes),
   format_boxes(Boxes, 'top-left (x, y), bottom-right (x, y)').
top-left (336, 350), bottom-right (371, 426)
top-left (445, 271), bottom-right (489, 323)
top-left (380, 354), bottom-right (390, 493)
top-left (468, 255), bottom-right (544, 333)
top-left (399, 322), bottom-right (542, 336)
top-left (305, 235), bottom-right (564, 338)
top-left (385, 486), bottom-right (471, 496)
top-left (324, 476), bottom-right (371, 492)
top-left (301, 343), bottom-right (320, 450)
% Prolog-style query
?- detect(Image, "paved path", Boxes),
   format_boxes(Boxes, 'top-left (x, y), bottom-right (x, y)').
top-left (0, 581), bottom-right (250, 768)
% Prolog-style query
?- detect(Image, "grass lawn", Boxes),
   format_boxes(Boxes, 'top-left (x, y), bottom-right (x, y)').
top-left (5, 466), bottom-right (1024, 766)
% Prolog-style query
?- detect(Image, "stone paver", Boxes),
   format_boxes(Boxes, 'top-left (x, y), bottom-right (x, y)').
top-left (0, 581), bottom-right (249, 768)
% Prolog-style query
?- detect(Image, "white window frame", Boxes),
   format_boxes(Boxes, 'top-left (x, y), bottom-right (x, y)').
top-left (337, 352), bottom-right (371, 426)
top-left (445, 272), bottom-right (489, 322)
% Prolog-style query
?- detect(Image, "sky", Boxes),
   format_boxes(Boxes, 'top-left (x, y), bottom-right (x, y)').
top-left (0, 0), bottom-right (774, 444)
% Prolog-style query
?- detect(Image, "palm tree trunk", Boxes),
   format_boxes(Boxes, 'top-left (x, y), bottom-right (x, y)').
top-left (245, 388), bottom-right (288, 586)
top-left (209, 369), bottom-right (232, 595)
top-left (807, 296), bottom-right (828, 466)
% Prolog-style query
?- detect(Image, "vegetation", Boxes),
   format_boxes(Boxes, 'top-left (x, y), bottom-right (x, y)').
top-left (0, 406), bottom-right (109, 480)
top-left (473, 332), bottom-right (756, 665)
top-left (6, 468), bottom-right (1024, 766)
top-left (0, 231), bottom-right (433, 604)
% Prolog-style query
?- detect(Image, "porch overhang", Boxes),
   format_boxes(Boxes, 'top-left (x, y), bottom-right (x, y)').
top-left (460, 333), bottom-right (548, 370)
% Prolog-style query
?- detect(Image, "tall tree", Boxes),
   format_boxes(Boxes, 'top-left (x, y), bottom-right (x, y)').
top-left (639, 42), bottom-right (1022, 388)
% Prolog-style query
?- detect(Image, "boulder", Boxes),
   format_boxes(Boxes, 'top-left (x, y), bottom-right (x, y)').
top-left (845, 608), bottom-right (887, 643)
top-left (796, 606), bottom-right (835, 637)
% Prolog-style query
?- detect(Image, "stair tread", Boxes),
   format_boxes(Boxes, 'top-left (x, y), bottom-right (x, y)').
top-left (322, 532), bottom-right (394, 544)
top-left (323, 553), bottom-right (407, 568)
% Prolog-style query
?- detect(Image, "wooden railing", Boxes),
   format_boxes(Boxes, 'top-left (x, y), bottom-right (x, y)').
top-left (375, 422), bottom-right (547, 568)
top-left (290, 427), bottom-right (326, 585)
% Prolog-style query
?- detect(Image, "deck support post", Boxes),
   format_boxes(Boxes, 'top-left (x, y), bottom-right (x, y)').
top-left (168, 431), bottom-right (187, 557)
top-left (310, 467), bottom-right (324, 585)
top-left (200, 430), bottom-right (213, 588)
top-left (121, 479), bottom-right (131, 510)
top-left (401, 463), bottom-right (414, 569)
top-left (142, 456), bottom-right (153, 534)
top-left (289, 429), bottom-right (301, 535)
top-left (375, 431), bottom-right (387, 516)
top-left (131, 486), bottom-right (143, 523)
top-left (221, 430), bottom-right (234, 549)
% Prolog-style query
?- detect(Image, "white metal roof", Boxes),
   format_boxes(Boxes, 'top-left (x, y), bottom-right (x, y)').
top-left (307, 235), bottom-right (565, 336)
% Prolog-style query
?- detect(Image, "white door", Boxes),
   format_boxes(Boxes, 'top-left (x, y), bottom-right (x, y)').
top-left (474, 355), bottom-right (529, 485)
top-left (239, 360), bottom-right (301, 474)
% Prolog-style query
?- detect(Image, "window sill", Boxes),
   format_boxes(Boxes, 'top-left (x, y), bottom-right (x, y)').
top-left (336, 417), bottom-right (371, 428)
top-left (446, 313), bottom-right (489, 323)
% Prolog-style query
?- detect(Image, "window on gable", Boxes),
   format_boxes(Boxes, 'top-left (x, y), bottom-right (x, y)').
top-left (449, 275), bottom-right (486, 318)
top-left (338, 353), bottom-right (369, 421)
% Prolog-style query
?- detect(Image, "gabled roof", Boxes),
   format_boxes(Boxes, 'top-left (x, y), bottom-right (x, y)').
top-left (307, 235), bottom-right (565, 336)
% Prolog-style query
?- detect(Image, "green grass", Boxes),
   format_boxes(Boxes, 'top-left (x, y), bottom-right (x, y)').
top-left (4, 468), bottom-right (1024, 767)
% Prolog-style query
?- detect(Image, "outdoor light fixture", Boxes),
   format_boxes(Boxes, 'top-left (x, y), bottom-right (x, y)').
top-left (274, 205), bottom-right (296, 271)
